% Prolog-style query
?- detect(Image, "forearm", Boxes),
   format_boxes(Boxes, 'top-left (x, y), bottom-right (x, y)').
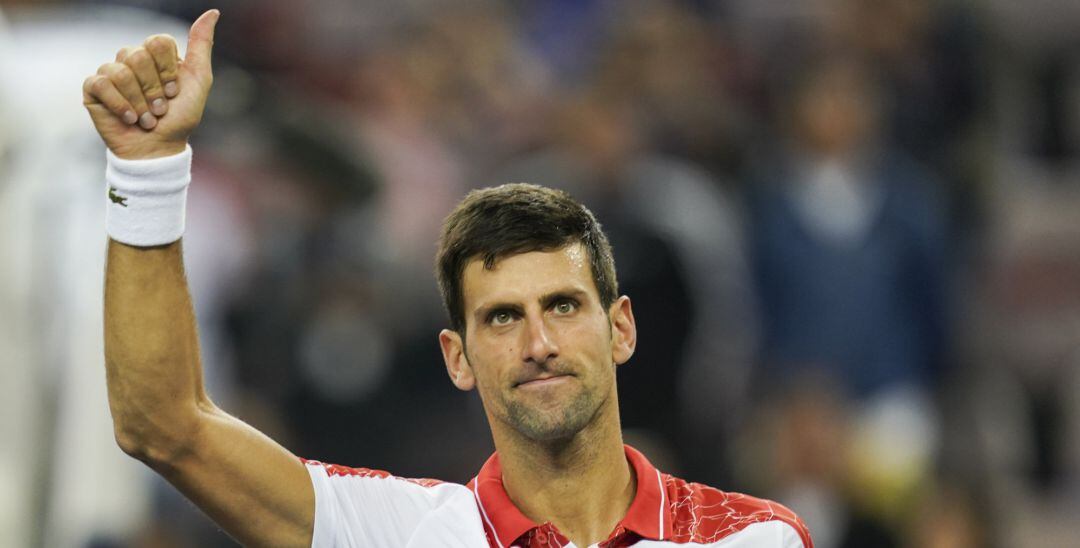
top-left (103, 238), bottom-right (315, 543)
top-left (104, 238), bottom-right (210, 463)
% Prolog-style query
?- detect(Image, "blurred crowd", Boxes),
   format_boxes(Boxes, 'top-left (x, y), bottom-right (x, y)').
top-left (2, 0), bottom-right (1080, 547)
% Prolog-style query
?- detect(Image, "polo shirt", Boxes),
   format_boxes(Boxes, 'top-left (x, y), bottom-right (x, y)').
top-left (303, 445), bottom-right (812, 547)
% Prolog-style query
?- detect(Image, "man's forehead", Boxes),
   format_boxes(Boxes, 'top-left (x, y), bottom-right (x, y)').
top-left (461, 244), bottom-right (594, 304)
top-left (466, 243), bottom-right (588, 273)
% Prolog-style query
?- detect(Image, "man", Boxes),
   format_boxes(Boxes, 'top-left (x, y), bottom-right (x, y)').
top-left (83, 10), bottom-right (812, 547)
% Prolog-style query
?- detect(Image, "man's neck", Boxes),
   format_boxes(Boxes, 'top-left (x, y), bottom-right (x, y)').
top-left (494, 402), bottom-right (636, 547)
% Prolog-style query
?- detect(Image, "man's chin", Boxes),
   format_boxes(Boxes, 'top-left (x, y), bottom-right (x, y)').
top-left (514, 418), bottom-right (585, 442)
top-left (504, 393), bottom-right (600, 442)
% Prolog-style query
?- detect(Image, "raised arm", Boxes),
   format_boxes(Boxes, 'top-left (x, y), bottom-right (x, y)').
top-left (85, 10), bottom-right (314, 546)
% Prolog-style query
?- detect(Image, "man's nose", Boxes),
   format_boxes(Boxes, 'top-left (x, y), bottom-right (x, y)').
top-left (521, 316), bottom-right (559, 364)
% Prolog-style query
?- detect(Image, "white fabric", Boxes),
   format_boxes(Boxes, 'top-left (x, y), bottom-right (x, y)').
top-left (305, 465), bottom-right (486, 547)
top-left (304, 464), bottom-right (807, 548)
top-left (633, 522), bottom-right (805, 548)
top-left (106, 145), bottom-right (192, 246)
top-left (790, 158), bottom-right (882, 247)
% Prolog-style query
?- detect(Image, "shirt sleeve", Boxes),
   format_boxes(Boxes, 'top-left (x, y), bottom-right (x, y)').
top-left (303, 460), bottom-right (483, 547)
top-left (780, 519), bottom-right (812, 548)
top-left (709, 521), bottom-right (811, 547)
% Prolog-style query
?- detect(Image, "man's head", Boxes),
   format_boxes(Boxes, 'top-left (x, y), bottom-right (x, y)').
top-left (436, 183), bottom-right (618, 334)
top-left (435, 183), bottom-right (636, 443)
top-left (782, 54), bottom-right (883, 158)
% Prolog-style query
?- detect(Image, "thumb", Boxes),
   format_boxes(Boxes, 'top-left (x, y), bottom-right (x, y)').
top-left (184, 9), bottom-right (220, 76)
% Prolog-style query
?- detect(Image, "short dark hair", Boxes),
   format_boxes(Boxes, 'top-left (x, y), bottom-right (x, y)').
top-left (436, 183), bottom-right (618, 333)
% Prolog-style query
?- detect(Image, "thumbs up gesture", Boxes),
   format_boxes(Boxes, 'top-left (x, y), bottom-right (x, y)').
top-left (83, 10), bottom-right (219, 160)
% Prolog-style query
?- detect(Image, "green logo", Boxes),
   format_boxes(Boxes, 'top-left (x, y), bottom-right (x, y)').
top-left (108, 187), bottom-right (128, 207)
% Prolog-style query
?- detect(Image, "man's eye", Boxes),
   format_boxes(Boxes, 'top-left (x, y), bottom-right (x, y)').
top-left (554, 300), bottom-right (576, 314)
top-left (491, 311), bottom-right (514, 325)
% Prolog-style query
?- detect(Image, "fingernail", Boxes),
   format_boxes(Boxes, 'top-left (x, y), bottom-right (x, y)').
top-left (152, 98), bottom-right (167, 116)
top-left (123, 110), bottom-right (138, 125)
top-left (164, 81), bottom-right (178, 97)
top-left (139, 112), bottom-right (157, 129)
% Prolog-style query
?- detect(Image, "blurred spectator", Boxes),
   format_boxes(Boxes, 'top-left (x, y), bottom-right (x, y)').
top-left (735, 379), bottom-right (901, 548)
top-left (906, 481), bottom-right (984, 548)
top-left (748, 53), bottom-right (950, 399)
top-left (735, 379), bottom-right (973, 548)
top-left (743, 54), bottom-right (954, 545)
top-left (836, 0), bottom-right (984, 171)
top-left (0, 5), bottom-right (199, 547)
top-left (836, 0), bottom-right (988, 251)
top-left (956, 176), bottom-right (1080, 547)
top-left (724, 0), bottom-right (988, 246)
top-left (985, 0), bottom-right (1080, 166)
top-left (593, 1), bottom-right (751, 177)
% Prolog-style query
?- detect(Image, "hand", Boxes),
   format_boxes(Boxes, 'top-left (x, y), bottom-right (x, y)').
top-left (83, 9), bottom-right (220, 160)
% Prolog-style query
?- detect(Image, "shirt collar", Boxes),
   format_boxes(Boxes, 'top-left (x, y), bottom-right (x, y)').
top-left (620, 445), bottom-right (672, 540)
top-left (467, 445), bottom-right (672, 547)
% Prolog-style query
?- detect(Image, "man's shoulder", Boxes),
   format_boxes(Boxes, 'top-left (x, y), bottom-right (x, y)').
top-left (661, 473), bottom-right (813, 547)
top-left (300, 459), bottom-right (488, 546)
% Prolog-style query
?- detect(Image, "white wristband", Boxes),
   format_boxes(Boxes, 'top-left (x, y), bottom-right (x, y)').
top-left (105, 145), bottom-right (192, 246)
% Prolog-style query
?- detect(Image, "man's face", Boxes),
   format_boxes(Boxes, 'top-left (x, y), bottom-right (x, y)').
top-left (795, 64), bottom-right (877, 157)
top-left (439, 243), bottom-right (635, 442)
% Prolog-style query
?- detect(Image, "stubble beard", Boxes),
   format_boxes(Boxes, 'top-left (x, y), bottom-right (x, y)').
top-left (504, 377), bottom-right (608, 442)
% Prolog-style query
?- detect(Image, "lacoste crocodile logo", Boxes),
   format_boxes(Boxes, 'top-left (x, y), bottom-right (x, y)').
top-left (108, 187), bottom-right (128, 207)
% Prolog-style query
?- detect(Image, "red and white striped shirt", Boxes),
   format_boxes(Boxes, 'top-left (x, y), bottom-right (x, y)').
top-left (302, 445), bottom-right (812, 547)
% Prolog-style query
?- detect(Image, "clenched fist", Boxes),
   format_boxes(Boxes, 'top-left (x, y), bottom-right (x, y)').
top-left (83, 9), bottom-right (219, 160)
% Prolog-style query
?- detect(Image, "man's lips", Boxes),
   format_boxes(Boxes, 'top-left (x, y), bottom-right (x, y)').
top-left (514, 374), bottom-right (573, 388)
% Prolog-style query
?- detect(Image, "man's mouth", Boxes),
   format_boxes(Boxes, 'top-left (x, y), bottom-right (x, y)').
top-left (514, 374), bottom-right (572, 388)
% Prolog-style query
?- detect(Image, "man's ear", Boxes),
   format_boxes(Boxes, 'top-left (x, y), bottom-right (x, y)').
top-left (440, 328), bottom-right (475, 391)
top-left (609, 296), bottom-right (637, 366)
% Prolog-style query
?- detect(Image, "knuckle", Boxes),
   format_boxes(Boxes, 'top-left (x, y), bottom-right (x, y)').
top-left (125, 48), bottom-right (152, 67)
top-left (110, 65), bottom-right (134, 85)
top-left (146, 33), bottom-right (174, 47)
top-left (89, 76), bottom-right (111, 95)
top-left (146, 35), bottom-right (175, 56)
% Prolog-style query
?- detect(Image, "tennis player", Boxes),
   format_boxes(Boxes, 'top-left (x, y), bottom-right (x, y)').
top-left (84, 10), bottom-right (812, 547)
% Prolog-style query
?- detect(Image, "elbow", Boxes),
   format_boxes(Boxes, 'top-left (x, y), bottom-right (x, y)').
top-left (113, 424), bottom-right (146, 460)
top-left (112, 410), bottom-right (201, 467)
top-left (113, 424), bottom-right (161, 463)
